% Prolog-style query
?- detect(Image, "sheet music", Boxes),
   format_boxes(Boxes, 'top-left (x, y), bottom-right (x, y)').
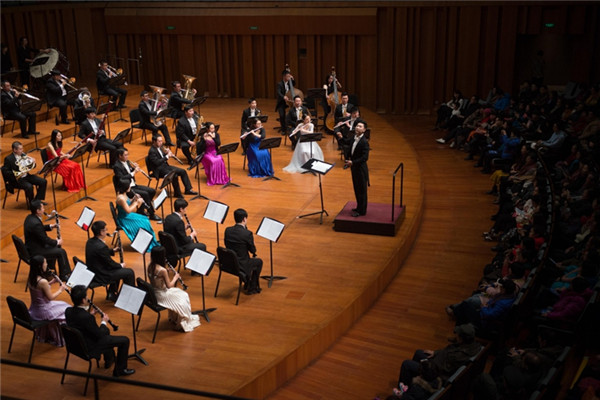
top-left (114, 284), bottom-right (146, 315)
top-left (311, 160), bottom-right (332, 174)
top-left (257, 217), bottom-right (285, 243)
top-left (67, 262), bottom-right (95, 288)
top-left (203, 200), bottom-right (229, 224)
top-left (76, 206), bottom-right (96, 231)
top-left (185, 248), bottom-right (216, 276)
top-left (131, 228), bottom-right (153, 254)
top-left (153, 188), bottom-right (168, 210)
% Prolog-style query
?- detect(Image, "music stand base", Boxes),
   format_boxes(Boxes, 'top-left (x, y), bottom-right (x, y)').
top-left (190, 194), bottom-right (209, 200)
top-left (222, 180), bottom-right (240, 189)
top-left (260, 275), bottom-right (287, 288)
top-left (128, 348), bottom-right (148, 366)
top-left (76, 195), bottom-right (97, 202)
top-left (192, 307), bottom-right (216, 322)
top-left (297, 210), bottom-right (329, 224)
top-left (263, 175), bottom-right (281, 181)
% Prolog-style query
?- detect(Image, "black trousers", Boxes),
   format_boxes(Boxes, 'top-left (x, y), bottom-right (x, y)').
top-left (96, 137), bottom-right (124, 166)
top-left (351, 163), bottom-right (368, 215)
top-left (40, 246), bottom-right (71, 280)
top-left (6, 110), bottom-right (36, 135)
top-left (140, 122), bottom-right (173, 145)
top-left (17, 174), bottom-right (47, 200)
top-left (103, 86), bottom-right (127, 107)
top-left (92, 334), bottom-right (130, 373)
top-left (49, 98), bottom-right (68, 121)
top-left (106, 267), bottom-right (135, 295)
top-left (157, 166), bottom-right (192, 198)
top-left (241, 257), bottom-right (263, 290)
top-left (179, 141), bottom-right (200, 164)
top-left (131, 184), bottom-right (156, 215)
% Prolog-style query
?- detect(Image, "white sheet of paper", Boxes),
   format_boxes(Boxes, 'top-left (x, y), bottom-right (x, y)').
top-left (203, 200), bottom-right (228, 224)
top-left (131, 228), bottom-right (153, 254)
top-left (76, 207), bottom-right (95, 231)
top-left (185, 248), bottom-right (216, 276)
top-left (114, 284), bottom-right (146, 315)
top-left (67, 262), bottom-right (95, 288)
top-left (257, 217), bottom-right (285, 242)
top-left (311, 160), bottom-right (331, 174)
top-left (153, 188), bottom-right (168, 210)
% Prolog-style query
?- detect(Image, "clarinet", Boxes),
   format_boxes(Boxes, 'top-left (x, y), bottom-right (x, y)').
top-left (114, 230), bottom-right (124, 264)
top-left (89, 300), bottom-right (119, 331)
top-left (165, 260), bottom-right (188, 290)
top-left (183, 213), bottom-right (199, 243)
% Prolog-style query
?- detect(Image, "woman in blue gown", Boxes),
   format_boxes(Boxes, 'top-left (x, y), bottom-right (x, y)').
top-left (115, 179), bottom-right (159, 250)
top-left (245, 118), bottom-right (274, 178)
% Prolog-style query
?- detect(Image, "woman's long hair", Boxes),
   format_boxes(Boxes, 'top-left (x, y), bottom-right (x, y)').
top-left (27, 255), bottom-right (46, 288)
top-left (148, 246), bottom-right (166, 284)
top-left (50, 129), bottom-right (63, 150)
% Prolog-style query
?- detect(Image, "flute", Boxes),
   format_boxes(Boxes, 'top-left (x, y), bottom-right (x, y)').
top-left (240, 127), bottom-right (261, 139)
top-left (289, 122), bottom-right (310, 137)
top-left (165, 260), bottom-right (188, 290)
top-left (183, 213), bottom-right (199, 243)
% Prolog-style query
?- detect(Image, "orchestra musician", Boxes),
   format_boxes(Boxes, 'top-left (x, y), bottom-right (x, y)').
top-left (163, 198), bottom-right (207, 264)
top-left (24, 200), bottom-right (71, 280)
top-left (1, 80), bottom-right (38, 138)
top-left (65, 285), bottom-right (135, 377)
top-left (322, 73), bottom-right (342, 116)
top-left (16, 37), bottom-right (50, 86)
top-left (113, 148), bottom-right (161, 221)
top-left (276, 68), bottom-right (295, 133)
top-left (245, 118), bottom-right (274, 178)
top-left (240, 98), bottom-right (260, 154)
top-left (78, 107), bottom-right (124, 166)
top-left (283, 114), bottom-right (324, 174)
top-left (73, 89), bottom-right (95, 125)
top-left (3, 141), bottom-right (47, 202)
top-left (85, 221), bottom-right (135, 302)
top-left (175, 106), bottom-right (201, 164)
top-left (96, 60), bottom-right (127, 109)
top-left (334, 93), bottom-right (353, 126)
top-left (339, 120), bottom-right (370, 217)
top-left (168, 81), bottom-right (195, 120)
top-left (285, 95), bottom-right (309, 150)
top-left (138, 90), bottom-right (174, 146)
top-left (46, 129), bottom-right (86, 193)
top-left (224, 208), bottom-right (262, 295)
top-left (147, 135), bottom-right (197, 198)
top-left (45, 70), bottom-right (70, 124)
top-left (197, 122), bottom-right (229, 186)
top-left (335, 106), bottom-right (361, 153)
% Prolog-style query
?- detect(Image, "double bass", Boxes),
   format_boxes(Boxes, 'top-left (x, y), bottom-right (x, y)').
top-left (284, 64), bottom-right (304, 108)
top-left (325, 66), bottom-right (342, 132)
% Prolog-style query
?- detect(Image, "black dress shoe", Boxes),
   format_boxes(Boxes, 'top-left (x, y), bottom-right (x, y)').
top-left (343, 164), bottom-right (350, 170)
top-left (113, 368), bottom-right (135, 377)
top-left (165, 142), bottom-right (176, 147)
top-left (30, 131), bottom-right (40, 135)
top-left (61, 119), bottom-right (71, 124)
top-left (21, 134), bottom-right (30, 139)
top-left (117, 104), bottom-right (127, 109)
top-left (351, 208), bottom-right (358, 212)
top-left (149, 214), bottom-right (162, 222)
top-left (184, 190), bottom-right (198, 195)
top-left (351, 211), bottom-right (360, 217)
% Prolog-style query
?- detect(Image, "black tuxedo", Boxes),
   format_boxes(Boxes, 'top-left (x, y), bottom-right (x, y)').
top-left (286, 106), bottom-right (309, 148)
top-left (73, 98), bottom-right (95, 124)
top-left (112, 161), bottom-right (156, 216)
top-left (147, 146), bottom-right (192, 198)
top-left (78, 117), bottom-right (123, 165)
top-left (1, 89), bottom-right (36, 136)
top-left (335, 117), bottom-right (360, 150)
top-left (224, 224), bottom-right (262, 291)
top-left (3, 152), bottom-right (47, 201)
top-left (137, 100), bottom-right (172, 144)
top-left (175, 115), bottom-right (201, 163)
top-left (343, 135), bottom-right (369, 215)
top-left (334, 102), bottom-right (354, 125)
top-left (85, 236), bottom-right (135, 295)
top-left (275, 78), bottom-right (295, 131)
top-left (96, 69), bottom-right (127, 107)
top-left (65, 306), bottom-right (130, 373)
top-left (168, 91), bottom-right (192, 119)
top-left (24, 213), bottom-right (70, 278)
top-left (45, 78), bottom-right (68, 121)
top-left (163, 213), bottom-right (207, 258)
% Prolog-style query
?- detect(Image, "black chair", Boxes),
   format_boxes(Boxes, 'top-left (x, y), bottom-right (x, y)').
top-left (2, 165), bottom-right (26, 209)
top-left (129, 109), bottom-right (148, 144)
top-left (144, 155), bottom-right (160, 190)
top-left (1, 114), bottom-right (17, 136)
top-left (60, 324), bottom-right (101, 396)
top-left (135, 277), bottom-right (166, 344)
top-left (214, 247), bottom-right (245, 306)
top-left (6, 295), bottom-right (54, 363)
top-left (158, 231), bottom-right (187, 272)
top-left (11, 235), bottom-right (31, 289)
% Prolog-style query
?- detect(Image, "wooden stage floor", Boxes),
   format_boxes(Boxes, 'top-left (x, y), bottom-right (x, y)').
top-left (1, 95), bottom-right (426, 399)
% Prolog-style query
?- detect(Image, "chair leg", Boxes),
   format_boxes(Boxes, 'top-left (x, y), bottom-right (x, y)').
top-left (152, 312), bottom-right (161, 344)
top-left (61, 352), bottom-right (70, 384)
top-left (236, 281), bottom-right (242, 306)
top-left (83, 360), bottom-right (92, 396)
top-left (2, 190), bottom-right (7, 209)
top-left (214, 270), bottom-right (223, 297)
top-left (89, 287), bottom-right (95, 303)
top-left (28, 330), bottom-right (36, 363)
top-left (14, 259), bottom-right (21, 282)
top-left (8, 323), bottom-right (16, 353)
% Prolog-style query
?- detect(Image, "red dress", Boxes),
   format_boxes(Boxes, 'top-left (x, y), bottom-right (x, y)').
top-left (46, 147), bottom-right (86, 193)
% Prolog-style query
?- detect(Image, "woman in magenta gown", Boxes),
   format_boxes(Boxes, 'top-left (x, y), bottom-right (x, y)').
top-left (197, 122), bottom-right (230, 185)
top-left (46, 129), bottom-right (86, 193)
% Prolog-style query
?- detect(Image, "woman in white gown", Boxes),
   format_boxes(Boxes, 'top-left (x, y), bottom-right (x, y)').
top-left (283, 114), bottom-right (324, 173)
top-left (147, 246), bottom-right (200, 332)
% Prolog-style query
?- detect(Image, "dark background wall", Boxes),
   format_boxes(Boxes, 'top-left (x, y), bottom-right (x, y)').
top-left (2, 1), bottom-right (599, 114)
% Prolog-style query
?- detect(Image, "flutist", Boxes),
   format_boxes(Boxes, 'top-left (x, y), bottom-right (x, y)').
top-left (45, 70), bottom-right (70, 124)
top-left (3, 141), bottom-right (47, 202)
top-left (113, 149), bottom-right (161, 221)
top-left (65, 285), bottom-right (135, 377)
top-left (85, 221), bottom-right (135, 303)
top-left (1, 80), bottom-right (38, 138)
top-left (285, 95), bottom-right (309, 150)
top-left (147, 135), bottom-right (197, 198)
top-left (164, 199), bottom-right (207, 268)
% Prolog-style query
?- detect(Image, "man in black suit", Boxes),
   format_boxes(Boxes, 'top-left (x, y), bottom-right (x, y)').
top-left (96, 61), bottom-right (127, 108)
top-left (24, 200), bottom-right (71, 280)
top-left (113, 148), bottom-right (160, 221)
top-left (285, 95), bottom-right (309, 150)
top-left (334, 92), bottom-right (353, 126)
top-left (73, 89), bottom-right (95, 125)
top-left (1, 80), bottom-right (37, 138)
top-left (138, 90), bottom-right (174, 146)
top-left (341, 120), bottom-right (370, 217)
top-left (3, 141), bottom-right (47, 202)
top-left (175, 106), bottom-right (201, 164)
top-left (335, 106), bottom-right (362, 152)
top-left (65, 285), bottom-right (134, 377)
top-left (78, 107), bottom-right (123, 166)
top-left (164, 198), bottom-right (207, 257)
top-left (276, 69), bottom-right (295, 133)
top-left (240, 98), bottom-right (261, 154)
top-left (147, 135), bottom-right (197, 198)
top-left (85, 221), bottom-right (135, 302)
top-left (168, 81), bottom-right (195, 120)
top-left (224, 208), bottom-right (262, 294)
top-left (45, 70), bottom-right (70, 124)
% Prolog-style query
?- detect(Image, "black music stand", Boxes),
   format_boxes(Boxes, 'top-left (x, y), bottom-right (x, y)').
top-left (203, 200), bottom-right (229, 250)
top-left (38, 157), bottom-right (68, 219)
top-left (255, 115), bottom-right (269, 124)
top-left (114, 283), bottom-right (148, 366)
top-left (65, 89), bottom-right (83, 119)
top-left (185, 249), bottom-right (217, 322)
top-left (109, 75), bottom-right (128, 122)
top-left (159, 170), bottom-right (176, 213)
top-left (298, 133), bottom-right (323, 174)
top-left (97, 102), bottom-right (114, 138)
top-left (257, 217), bottom-right (286, 288)
top-left (190, 96), bottom-right (207, 114)
top-left (216, 142), bottom-right (240, 188)
top-left (21, 99), bottom-right (43, 151)
top-left (259, 137), bottom-right (282, 181)
top-left (71, 143), bottom-right (96, 202)
top-left (76, 206), bottom-right (96, 240)
top-left (297, 159), bottom-right (334, 224)
top-left (187, 153), bottom-right (209, 201)
top-left (112, 128), bottom-right (131, 146)
top-left (306, 88), bottom-right (326, 131)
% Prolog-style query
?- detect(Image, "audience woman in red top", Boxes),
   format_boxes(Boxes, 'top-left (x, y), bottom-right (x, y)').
top-left (45, 129), bottom-right (86, 192)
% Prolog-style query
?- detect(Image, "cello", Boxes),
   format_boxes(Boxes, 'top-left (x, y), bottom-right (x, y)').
top-left (284, 64), bottom-right (304, 108)
top-left (325, 66), bottom-right (342, 132)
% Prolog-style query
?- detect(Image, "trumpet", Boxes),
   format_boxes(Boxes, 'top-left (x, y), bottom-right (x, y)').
top-left (60, 74), bottom-right (78, 90)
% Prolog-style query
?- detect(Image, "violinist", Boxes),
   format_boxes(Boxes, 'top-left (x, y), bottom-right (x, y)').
top-left (276, 69), bottom-right (295, 134)
top-left (78, 107), bottom-right (124, 166)
top-left (138, 91), bottom-right (174, 146)
top-left (285, 96), bottom-right (309, 150)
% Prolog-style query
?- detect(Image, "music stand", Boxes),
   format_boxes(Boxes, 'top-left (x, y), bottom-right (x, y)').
top-left (259, 137), bottom-right (282, 181)
top-left (38, 157), bottom-right (68, 219)
top-left (21, 99), bottom-right (43, 151)
top-left (190, 96), bottom-right (207, 114)
top-left (159, 171), bottom-right (176, 213)
top-left (187, 153), bottom-right (209, 201)
top-left (152, 188), bottom-right (168, 221)
top-left (71, 143), bottom-right (96, 202)
top-left (306, 88), bottom-right (326, 131)
top-left (131, 227), bottom-right (154, 283)
top-left (75, 206), bottom-right (95, 240)
top-left (299, 133), bottom-right (323, 174)
top-left (97, 102), bottom-right (114, 138)
top-left (185, 249), bottom-right (217, 322)
top-left (65, 89), bottom-right (83, 119)
top-left (109, 75), bottom-right (128, 122)
top-left (114, 283), bottom-right (148, 366)
top-left (217, 142), bottom-right (240, 188)
top-left (257, 217), bottom-right (286, 288)
top-left (112, 128), bottom-right (131, 146)
top-left (203, 200), bottom-right (229, 250)
top-left (297, 159), bottom-right (334, 224)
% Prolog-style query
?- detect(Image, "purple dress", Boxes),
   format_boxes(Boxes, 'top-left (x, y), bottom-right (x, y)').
top-left (201, 138), bottom-right (229, 185)
top-left (28, 280), bottom-right (69, 347)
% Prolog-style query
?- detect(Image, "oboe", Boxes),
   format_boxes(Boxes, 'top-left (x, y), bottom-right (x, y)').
top-left (165, 260), bottom-right (188, 290)
top-left (183, 213), bottom-right (199, 243)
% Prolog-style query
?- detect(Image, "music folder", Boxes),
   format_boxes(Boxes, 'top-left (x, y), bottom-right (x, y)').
top-left (67, 261), bottom-right (95, 289)
top-left (153, 188), bottom-right (168, 210)
top-left (203, 200), bottom-right (229, 224)
top-left (114, 284), bottom-right (146, 316)
top-left (76, 206), bottom-right (95, 231)
top-left (185, 248), bottom-right (216, 276)
top-left (257, 217), bottom-right (285, 243)
top-left (131, 228), bottom-right (154, 255)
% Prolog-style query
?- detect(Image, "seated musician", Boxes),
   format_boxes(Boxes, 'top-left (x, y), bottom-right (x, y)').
top-left (85, 220), bottom-right (135, 302)
top-left (1, 80), bottom-right (38, 138)
top-left (113, 148), bottom-right (161, 221)
top-left (285, 95), bottom-right (309, 150)
top-left (168, 81), bottom-right (195, 120)
top-left (164, 198), bottom-right (207, 261)
top-left (175, 106), bottom-right (201, 164)
top-left (65, 285), bottom-right (135, 377)
top-left (78, 107), bottom-right (124, 166)
top-left (224, 208), bottom-right (262, 295)
top-left (96, 60), bottom-right (127, 109)
top-left (276, 69), bottom-right (295, 133)
top-left (334, 93), bottom-right (353, 126)
top-left (73, 89), bottom-right (95, 125)
top-left (3, 141), bottom-right (47, 202)
top-left (335, 106), bottom-right (361, 151)
top-left (240, 98), bottom-right (261, 155)
top-left (16, 37), bottom-right (50, 86)
top-left (147, 135), bottom-right (197, 198)
top-left (138, 90), bottom-right (174, 146)
top-left (45, 70), bottom-right (70, 124)
top-left (322, 73), bottom-right (342, 116)
top-left (24, 200), bottom-right (71, 280)
top-left (46, 129), bottom-right (86, 192)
